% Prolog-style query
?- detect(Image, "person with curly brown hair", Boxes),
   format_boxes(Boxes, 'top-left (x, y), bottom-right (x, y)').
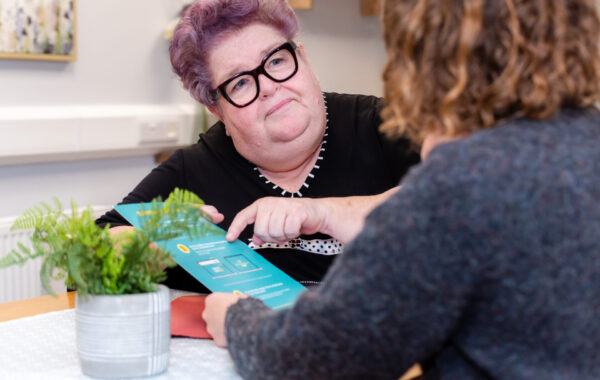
top-left (202, 0), bottom-right (600, 379)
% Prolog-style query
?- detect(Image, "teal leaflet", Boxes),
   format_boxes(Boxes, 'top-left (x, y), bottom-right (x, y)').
top-left (115, 203), bottom-right (305, 310)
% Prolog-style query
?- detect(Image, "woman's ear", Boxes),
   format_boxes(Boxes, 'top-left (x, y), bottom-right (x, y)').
top-left (207, 105), bottom-right (223, 123)
top-left (295, 42), bottom-right (307, 60)
top-left (207, 105), bottom-right (230, 136)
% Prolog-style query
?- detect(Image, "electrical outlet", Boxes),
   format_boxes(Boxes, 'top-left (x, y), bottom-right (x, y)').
top-left (138, 119), bottom-right (179, 144)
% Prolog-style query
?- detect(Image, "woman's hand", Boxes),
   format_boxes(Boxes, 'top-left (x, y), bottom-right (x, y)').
top-left (226, 197), bottom-right (327, 245)
top-left (200, 205), bottom-right (225, 224)
top-left (108, 225), bottom-right (135, 238)
top-left (106, 204), bottom-right (223, 255)
top-left (203, 292), bottom-right (246, 347)
top-left (226, 189), bottom-right (399, 245)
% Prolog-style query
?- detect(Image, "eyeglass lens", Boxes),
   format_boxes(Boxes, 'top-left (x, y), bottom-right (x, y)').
top-left (224, 47), bottom-right (296, 106)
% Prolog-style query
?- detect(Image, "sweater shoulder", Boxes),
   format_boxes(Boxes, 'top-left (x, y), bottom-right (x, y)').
top-left (423, 108), bottom-right (600, 185)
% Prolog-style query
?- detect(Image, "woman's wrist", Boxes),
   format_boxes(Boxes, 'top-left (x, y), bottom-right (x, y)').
top-left (320, 188), bottom-right (399, 244)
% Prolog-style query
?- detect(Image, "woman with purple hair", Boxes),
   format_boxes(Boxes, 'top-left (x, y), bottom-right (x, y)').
top-left (96, 0), bottom-right (419, 292)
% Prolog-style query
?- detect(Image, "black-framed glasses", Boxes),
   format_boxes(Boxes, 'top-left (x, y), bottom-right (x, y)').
top-left (210, 41), bottom-right (298, 108)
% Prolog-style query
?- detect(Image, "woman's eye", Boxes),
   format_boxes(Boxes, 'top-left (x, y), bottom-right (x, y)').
top-left (269, 58), bottom-right (284, 68)
top-left (231, 78), bottom-right (248, 92)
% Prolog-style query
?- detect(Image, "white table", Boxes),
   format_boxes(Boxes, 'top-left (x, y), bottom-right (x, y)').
top-left (0, 291), bottom-right (422, 380)
top-left (0, 292), bottom-right (243, 380)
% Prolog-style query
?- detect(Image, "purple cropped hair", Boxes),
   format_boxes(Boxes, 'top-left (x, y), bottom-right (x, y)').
top-left (169, 0), bottom-right (299, 106)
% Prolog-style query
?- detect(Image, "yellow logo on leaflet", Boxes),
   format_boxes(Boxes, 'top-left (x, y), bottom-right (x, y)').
top-left (136, 210), bottom-right (155, 216)
top-left (177, 244), bottom-right (190, 253)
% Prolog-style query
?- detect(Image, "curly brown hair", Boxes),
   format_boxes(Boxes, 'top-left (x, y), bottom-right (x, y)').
top-left (380, 0), bottom-right (600, 144)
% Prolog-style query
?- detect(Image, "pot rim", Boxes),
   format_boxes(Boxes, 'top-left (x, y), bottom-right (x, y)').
top-left (74, 284), bottom-right (169, 300)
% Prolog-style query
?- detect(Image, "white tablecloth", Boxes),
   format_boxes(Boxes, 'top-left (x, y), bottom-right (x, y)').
top-left (0, 300), bottom-right (243, 380)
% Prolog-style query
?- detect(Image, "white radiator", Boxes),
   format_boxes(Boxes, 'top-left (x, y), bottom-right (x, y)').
top-left (0, 205), bottom-right (111, 303)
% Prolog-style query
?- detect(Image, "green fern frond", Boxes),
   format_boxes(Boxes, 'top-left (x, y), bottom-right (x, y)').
top-left (0, 189), bottom-right (217, 297)
top-left (11, 199), bottom-right (64, 231)
top-left (11, 207), bottom-right (44, 230)
top-left (165, 187), bottom-right (205, 207)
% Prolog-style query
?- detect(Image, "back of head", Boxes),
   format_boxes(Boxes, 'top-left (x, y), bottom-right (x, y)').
top-left (169, 0), bottom-right (298, 106)
top-left (380, 0), bottom-right (600, 144)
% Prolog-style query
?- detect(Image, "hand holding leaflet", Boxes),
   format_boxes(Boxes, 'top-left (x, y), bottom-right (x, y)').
top-left (115, 202), bottom-right (305, 310)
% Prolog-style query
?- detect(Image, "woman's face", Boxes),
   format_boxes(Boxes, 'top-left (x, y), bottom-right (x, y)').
top-left (208, 23), bottom-right (325, 172)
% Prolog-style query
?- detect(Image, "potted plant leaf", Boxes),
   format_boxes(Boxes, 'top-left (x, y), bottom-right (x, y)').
top-left (0, 188), bottom-right (214, 378)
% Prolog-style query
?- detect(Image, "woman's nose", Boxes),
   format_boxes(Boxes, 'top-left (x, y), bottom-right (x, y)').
top-left (258, 74), bottom-right (278, 98)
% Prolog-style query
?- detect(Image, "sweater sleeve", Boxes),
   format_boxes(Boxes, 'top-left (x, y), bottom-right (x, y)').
top-left (95, 149), bottom-right (186, 228)
top-left (224, 151), bottom-right (483, 380)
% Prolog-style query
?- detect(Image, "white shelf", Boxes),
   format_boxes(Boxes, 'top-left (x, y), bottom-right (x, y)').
top-left (0, 104), bottom-right (200, 167)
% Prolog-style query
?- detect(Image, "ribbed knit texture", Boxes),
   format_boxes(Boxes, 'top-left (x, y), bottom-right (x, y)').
top-left (225, 108), bottom-right (600, 380)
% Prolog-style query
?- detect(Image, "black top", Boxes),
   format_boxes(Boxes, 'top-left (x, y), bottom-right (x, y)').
top-left (96, 92), bottom-right (420, 292)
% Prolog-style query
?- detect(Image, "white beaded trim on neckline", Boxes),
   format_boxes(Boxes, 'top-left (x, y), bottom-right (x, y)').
top-left (253, 93), bottom-right (328, 198)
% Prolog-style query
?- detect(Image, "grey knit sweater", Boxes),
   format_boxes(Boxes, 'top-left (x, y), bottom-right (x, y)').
top-left (225, 108), bottom-right (600, 379)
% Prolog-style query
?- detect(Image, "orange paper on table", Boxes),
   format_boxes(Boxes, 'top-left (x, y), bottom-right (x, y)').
top-left (170, 295), bottom-right (212, 339)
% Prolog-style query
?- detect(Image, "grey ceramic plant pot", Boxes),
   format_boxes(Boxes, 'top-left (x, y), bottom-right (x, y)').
top-left (75, 284), bottom-right (170, 378)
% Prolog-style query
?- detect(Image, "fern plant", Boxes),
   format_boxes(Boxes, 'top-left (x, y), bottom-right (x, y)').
top-left (0, 189), bottom-right (218, 297)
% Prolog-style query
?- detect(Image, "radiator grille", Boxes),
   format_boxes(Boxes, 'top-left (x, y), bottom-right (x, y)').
top-left (0, 206), bottom-right (110, 303)
top-left (0, 228), bottom-right (48, 303)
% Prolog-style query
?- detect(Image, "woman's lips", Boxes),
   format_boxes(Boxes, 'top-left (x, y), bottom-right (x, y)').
top-left (267, 99), bottom-right (292, 116)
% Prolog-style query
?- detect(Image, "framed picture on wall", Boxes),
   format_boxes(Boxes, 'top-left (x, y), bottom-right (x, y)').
top-left (0, 0), bottom-right (76, 62)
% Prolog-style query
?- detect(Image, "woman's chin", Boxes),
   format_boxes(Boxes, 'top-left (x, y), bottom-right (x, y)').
top-left (272, 124), bottom-right (309, 143)
top-left (266, 114), bottom-right (312, 143)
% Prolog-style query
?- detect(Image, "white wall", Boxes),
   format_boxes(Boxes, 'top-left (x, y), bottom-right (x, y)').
top-left (0, 0), bottom-right (193, 217)
top-left (297, 0), bottom-right (386, 97)
top-left (0, 0), bottom-right (191, 107)
top-left (0, 0), bottom-right (387, 219)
